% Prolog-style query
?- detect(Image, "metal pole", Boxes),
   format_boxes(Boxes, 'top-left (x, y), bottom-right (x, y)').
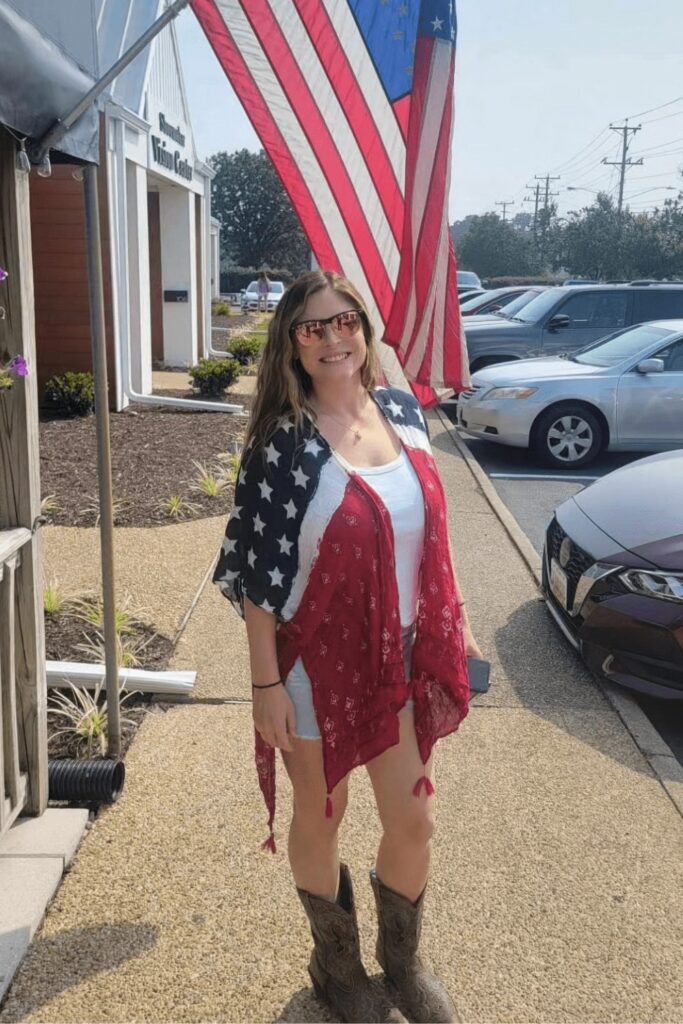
top-left (32, 0), bottom-right (191, 161)
top-left (83, 165), bottom-right (120, 758)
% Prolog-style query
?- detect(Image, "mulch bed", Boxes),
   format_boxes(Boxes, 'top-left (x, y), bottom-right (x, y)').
top-left (44, 611), bottom-right (175, 670)
top-left (39, 399), bottom-right (249, 529)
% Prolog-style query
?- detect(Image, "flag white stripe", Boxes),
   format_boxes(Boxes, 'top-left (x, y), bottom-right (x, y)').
top-left (322, 0), bottom-right (405, 188)
top-left (216, 0), bottom-right (385, 329)
top-left (399, 42), bottom-right (452, 359)
top-left (270, 0), bottom-right (400, 282)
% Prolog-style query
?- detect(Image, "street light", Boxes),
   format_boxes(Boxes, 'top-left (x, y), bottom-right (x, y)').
top-left (566, 186), bottom-right (600, 193)
top-left (623, 186), bottom-right (677, 201)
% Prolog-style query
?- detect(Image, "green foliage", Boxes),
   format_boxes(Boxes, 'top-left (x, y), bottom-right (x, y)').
top-left (458, 213), bottom-right (540, 279)
top-left (157, 494), bottom-right (201, 520)
top-left (190, 460), bottom-right (231, 498)
top-left (209, 149), bottom-right (310, 274)
top-left (212, 301), bottom-right (231, 316)
top-left (188, 357), bottom-right (241, 397)
top-left (44, 577), bottom-right (70, 616)
top-left (48, 679), bottom-right (139, 757)
top-left (44, 371), bottom-right (95, 417)
top-left (228, 335), bottom-right (265, 365)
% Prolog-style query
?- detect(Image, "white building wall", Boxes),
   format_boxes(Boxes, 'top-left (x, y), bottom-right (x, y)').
top-left (159, 187), bottom-right (198, 366)
top-left (126, 160), bottom-right (152, 393)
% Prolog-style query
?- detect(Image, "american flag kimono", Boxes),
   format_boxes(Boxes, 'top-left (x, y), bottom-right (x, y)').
top-left (214, 386), bottom-right (470, 852)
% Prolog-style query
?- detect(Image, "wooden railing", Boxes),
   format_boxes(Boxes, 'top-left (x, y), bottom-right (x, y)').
top-left (0, 528), bottom-right (31, 834)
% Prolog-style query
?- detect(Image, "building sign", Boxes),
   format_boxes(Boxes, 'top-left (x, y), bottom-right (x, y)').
top-left (150, 112), bottom-right (192, 181)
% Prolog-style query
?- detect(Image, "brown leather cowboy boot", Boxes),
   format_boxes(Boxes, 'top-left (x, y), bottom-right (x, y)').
top-left (370, 869), bottom-right (457, 1023)
top-left (297, 863), bottom-right (406, 1023)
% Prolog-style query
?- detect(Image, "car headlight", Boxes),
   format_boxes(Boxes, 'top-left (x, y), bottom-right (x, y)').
top-left (485, 386), bottom-right (538, 400)
top-left (620, 570), bottom-right (683, 603)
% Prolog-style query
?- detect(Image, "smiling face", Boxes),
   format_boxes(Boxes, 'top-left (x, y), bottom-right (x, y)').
top-left (293, 287), bottom-right (368, 390)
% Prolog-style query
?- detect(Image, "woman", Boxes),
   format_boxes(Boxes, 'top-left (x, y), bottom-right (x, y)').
top-left (256, 270), bottom-right (270, 312)
top-left (214, 270), bottom-right (483, 1024)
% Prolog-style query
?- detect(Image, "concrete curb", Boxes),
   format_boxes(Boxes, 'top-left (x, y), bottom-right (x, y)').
top-left (436, 407), bottom-right (683, 820)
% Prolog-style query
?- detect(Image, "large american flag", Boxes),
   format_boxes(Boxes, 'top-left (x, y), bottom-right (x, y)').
top-left (192, 0), bottom-right (468, 403)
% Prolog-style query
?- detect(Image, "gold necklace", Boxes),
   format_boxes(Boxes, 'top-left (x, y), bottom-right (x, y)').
top-left (313, 399), bottom-right (370, 442)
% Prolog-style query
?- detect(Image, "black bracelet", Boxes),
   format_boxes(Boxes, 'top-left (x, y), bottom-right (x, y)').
top-left (252, 679), bottom-right (283, 690)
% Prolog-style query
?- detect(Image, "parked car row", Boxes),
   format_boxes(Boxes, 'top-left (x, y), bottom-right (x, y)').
top-left (240, 279), bottom-right (285, 312)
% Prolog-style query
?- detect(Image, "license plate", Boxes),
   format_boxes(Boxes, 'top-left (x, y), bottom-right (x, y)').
top-left (549, 559), bottom-right (568, 610)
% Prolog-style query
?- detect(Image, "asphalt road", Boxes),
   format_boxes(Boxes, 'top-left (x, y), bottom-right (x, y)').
top-left (441, 405), bottom-right (683, 766)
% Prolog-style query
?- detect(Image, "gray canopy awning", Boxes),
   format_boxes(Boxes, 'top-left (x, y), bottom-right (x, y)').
top-left (0, 0), bottom-right (99, 164)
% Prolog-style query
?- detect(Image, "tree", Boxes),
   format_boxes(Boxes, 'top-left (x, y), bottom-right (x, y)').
top-left (457, 212), bottom-right (537, 278)
top-left (209, 149), bottom-right (310, 274)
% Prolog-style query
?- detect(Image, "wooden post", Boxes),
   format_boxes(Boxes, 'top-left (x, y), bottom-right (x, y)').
top-left (0, 129), bottom-right (48, 816)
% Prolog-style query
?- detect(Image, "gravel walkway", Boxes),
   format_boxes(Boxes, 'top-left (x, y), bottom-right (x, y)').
top-left (2, 414), bottom-right (682, 1023)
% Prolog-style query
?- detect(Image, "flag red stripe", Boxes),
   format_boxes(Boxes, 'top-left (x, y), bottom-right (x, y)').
top-left (292, 0), bottom-right (404, 247)
top-left (239, 0), bottom-right (395, 320)
top-left (191, 0), bottom-right (340, 271)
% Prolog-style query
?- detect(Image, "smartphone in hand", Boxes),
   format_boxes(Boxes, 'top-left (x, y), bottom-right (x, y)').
top-left (468, 656), bottom-right (491, 694)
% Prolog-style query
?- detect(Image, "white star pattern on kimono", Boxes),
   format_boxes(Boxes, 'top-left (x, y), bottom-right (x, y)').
top-left (259, 479), bottom-right (273, 502)
top-left (238, 467), bottom-right (247, 485)
top-left (254, 513), bottom-right (265, 534)
top-left (278, 534), bottom-right (293, 555)
top-left (222, 537), bottom-right (237, 554)
top-left (268, 566), bottom-right (285, 587)
top-left (247, 548), bottom-right (257, 568)
top-left (387, 399), bottom-right (404, 419)
top-left (232, 505), bottom-right (242, 519)
top-left (292, 466), bottom-right (309, 488)
top-left (304, 438), bottom-right (323, 457)
top-left (284, 499), bottom-right (297, 519)
top-left (278, 419), bottom-right (293, 434)
top-left (261, 599), bottom-right (275, 613)
top-left (265, 442), bottom-right (280, 465)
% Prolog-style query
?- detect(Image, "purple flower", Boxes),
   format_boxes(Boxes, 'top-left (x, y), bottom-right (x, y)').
top-left (8, 355), bottom-right (28, 377)
top-left (0, 267), bottom-right (8, 282)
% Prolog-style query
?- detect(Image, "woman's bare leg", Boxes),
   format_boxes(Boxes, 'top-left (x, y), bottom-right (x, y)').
top-left (365, 707), bottom-right (435, 902)
top-left (281, 737), bottom-right (349, 900)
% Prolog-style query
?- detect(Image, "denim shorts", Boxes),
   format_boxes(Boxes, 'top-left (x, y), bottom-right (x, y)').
top-left (284, 624), bottom-right (416, 740)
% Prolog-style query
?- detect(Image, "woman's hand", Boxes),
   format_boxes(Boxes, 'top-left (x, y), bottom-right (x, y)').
top-left (464, 625), bottom-right (484, 661)
top-left (253, 685), bottom-right (297, 752)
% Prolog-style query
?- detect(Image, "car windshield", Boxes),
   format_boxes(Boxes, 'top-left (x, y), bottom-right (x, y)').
top-left (510, 288), bottom-right (562, 324)
top-left (271, 282), bottom-right (285, 293)
top-left (246, 282), bottom-right (258, 293)
top-left (460, 289), bottom-right (499, 311)
top-left (573, 324), bottom-right (674, 366)
top-left (494, 288), bottom-right (540, 318)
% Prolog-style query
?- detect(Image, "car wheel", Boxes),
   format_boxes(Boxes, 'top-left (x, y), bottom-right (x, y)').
top-left (532, 404), bottom-right (604, 469)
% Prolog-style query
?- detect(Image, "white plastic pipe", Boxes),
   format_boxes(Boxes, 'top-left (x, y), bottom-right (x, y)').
top-left (47, 661), bottom-right (196, 696)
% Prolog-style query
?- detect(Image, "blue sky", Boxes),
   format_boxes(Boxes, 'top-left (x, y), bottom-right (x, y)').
top-left (176, 0), bottom-right (683, 222)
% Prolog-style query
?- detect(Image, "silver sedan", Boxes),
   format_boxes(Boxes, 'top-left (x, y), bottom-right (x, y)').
top-left (457, 320), bottom-right (683, 469)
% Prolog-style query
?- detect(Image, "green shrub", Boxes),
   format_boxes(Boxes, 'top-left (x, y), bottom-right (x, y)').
top-left (228, 335), bottom-right (265, 365)
top-left (44, 372), bottom-right (95, 417)
top-left (188, 358), bottom-right (241, 397)
top-left (212, 301), bottom-right (230, 316)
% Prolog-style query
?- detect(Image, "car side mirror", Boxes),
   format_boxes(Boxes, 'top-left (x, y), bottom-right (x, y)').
top-left (635, 358), bottom-right (665, 374)
top-left (547, 314), bottom-right (571, 332)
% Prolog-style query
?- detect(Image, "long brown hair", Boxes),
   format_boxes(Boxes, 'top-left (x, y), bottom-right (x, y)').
top-left (244, 270), bottom-right (381, 454)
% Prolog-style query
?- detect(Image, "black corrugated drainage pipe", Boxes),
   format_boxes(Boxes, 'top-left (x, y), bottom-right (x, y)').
top-left (48, 758), bottom-right (125, 804)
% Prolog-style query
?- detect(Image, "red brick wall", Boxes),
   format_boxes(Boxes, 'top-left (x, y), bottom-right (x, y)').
top-left (29, 130), bottom-right (117, 407)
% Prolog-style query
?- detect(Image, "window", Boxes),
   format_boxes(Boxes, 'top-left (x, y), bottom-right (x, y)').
top-left (574, 325), bottom-right (673, 366)
top-left (655, 337), bottom-right (683, 372)
top-left (557, 291), bottom-right (629, 329)
top-left (633, 289), bottom-right (683, 322)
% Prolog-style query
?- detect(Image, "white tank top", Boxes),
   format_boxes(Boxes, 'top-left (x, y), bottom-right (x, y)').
top-left (335, 448), bottom-right (425, 627)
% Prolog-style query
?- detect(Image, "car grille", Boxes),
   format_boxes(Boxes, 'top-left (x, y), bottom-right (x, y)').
top-left (546, 518), bottom-right (595, 610)
top-left (459, 384), bottom-right (486, 403)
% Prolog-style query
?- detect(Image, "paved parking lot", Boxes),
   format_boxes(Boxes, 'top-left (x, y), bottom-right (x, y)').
top-left (441, 404), bottom-right (683, 765)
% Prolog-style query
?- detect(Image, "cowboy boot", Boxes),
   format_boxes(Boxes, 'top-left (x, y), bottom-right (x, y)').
top-left (297, 863), bottom-right (406, 1023)
top-left (370, 869), bottom-right (457, 1024)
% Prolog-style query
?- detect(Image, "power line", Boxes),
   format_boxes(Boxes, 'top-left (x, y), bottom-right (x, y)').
top-left (625, 95), bottom-right (683, 120)
top-left (547, 127), bottom-right (612, 174)
top-left (640, 108), bottom-right (683, 126)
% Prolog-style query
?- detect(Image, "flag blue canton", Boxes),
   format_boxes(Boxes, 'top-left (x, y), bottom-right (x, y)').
top-left (348, 0), bottom-right (419, 102)
top-left (418, 0), bottom-right (456, 42)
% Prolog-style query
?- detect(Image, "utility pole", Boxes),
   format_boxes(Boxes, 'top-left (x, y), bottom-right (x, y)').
top-left (534, 174), bottom-right (560, 262)
top-left (495, 200), bottom-right (514, 223)
top-left (602, 120), bottom-right (643, 213)
top-left (524, 182), bottom-right (542, 241)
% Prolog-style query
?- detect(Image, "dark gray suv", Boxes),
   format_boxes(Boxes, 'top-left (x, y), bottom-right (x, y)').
top-left (464, 285), bottom-right (683, 373)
